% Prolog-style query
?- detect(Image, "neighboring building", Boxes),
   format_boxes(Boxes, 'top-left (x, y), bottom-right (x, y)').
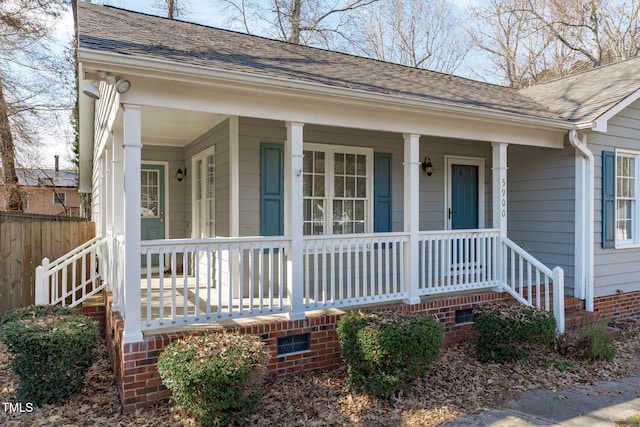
top-left (35, 2), bottom-right (640, 412)
top-left (0, 157), bottom-right (81, 217)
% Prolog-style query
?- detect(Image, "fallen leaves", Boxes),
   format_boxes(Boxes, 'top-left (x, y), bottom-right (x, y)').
top-left (1, 320), bottom-right (640, 426)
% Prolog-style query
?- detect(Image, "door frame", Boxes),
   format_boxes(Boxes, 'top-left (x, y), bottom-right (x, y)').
top-left (141, 161), bottom-right (170, 241)
top-left (444, 155), bottom-right (485, 230)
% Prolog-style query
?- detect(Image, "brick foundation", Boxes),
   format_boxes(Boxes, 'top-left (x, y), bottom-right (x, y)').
top-left (593, 290), bottom-right (640, 320)
top-left (92, 287), bottom-right (640, 412)
top-left (102, 290), bottom-right (535, 412)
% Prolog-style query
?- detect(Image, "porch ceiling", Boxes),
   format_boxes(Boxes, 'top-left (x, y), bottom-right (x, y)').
top-left (113, 106), bottom-right (226, 147)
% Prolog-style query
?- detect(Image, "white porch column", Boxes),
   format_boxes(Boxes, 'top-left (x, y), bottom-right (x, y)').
top-left (122, 104), bottom-right (143, 344)
top-left (112, 133), bottom-right (124, 235)
top-left (492, 142), bottom-right (508, 234)
top-left (403, 133), bottom-right (421, 304)
top-left (285, 121), bottom-right (305, 320)
top-left (229, 116), bottom-right (240, 236)
top-left (105, 147), bottom-right (112, 231)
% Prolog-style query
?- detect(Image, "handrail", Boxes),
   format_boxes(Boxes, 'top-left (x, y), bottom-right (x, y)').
top-left (35, 237), bottom-right (108, 307)
top-left (501, 236), bottom-right (554, 277)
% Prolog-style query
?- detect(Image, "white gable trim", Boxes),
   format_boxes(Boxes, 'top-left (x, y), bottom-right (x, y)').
top-left (592, 88), bottom-right (640, 133)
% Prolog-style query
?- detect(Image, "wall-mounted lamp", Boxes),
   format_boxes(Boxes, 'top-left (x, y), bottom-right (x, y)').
top-left (82, 80), bottom-right (101, 99)
top-left (176, 167), bottom-right (187, 182)
top-left (421, 157), bottom-right (434, 176)
top-left (115, 79), bottom-right (131, 94)
top-left (81, 72), bottom-right (132, 100)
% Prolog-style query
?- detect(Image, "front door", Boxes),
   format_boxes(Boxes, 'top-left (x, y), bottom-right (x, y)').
top-left (141, 164), bottom-right (166, 266)
top-left (450, 164), bottom-right (479, 230)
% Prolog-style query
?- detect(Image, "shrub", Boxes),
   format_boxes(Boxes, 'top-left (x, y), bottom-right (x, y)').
top-left (0, 305), bottom-right (98, 405)
top-left (473, 301), bottom-right (556, 363)
top-left (557, 316), bottom-right (616, 361)
top-left (336, 309), bottom-right (443, 399)
top-left (157, 332), bottom-right (269, 427)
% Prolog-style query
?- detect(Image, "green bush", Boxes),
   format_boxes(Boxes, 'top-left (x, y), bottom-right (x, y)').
top-left (473, 301), bottom-right (556, 363)
top-left (336, 309), bottom-right (443, 399)
top-left (157, 332), bottom-right (269, 427)
top-left (557, 316), bottom-right (616, 361)
top-left (0, 305), bottom-right (98, 405)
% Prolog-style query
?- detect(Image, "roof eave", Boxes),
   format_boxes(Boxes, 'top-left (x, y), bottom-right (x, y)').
top-left (78, 48), bottom-right (574, 132)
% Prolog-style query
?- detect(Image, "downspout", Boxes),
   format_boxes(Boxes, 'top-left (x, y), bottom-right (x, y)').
top-left (568, 129), bottom-right (594, 311)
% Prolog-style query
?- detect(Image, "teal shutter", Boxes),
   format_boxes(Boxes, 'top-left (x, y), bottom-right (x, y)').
top-left (602, 151), bottom-right (615, 248)
top-left (374, 153), bottom-right (392, 232)
top-left (260, 143), bottom-right (284, 236)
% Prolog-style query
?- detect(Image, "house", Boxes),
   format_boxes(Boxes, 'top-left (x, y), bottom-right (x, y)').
top-left (0, 157), bottom-right (81, 217)
top-left (36, 2), bottom-right (640, 412)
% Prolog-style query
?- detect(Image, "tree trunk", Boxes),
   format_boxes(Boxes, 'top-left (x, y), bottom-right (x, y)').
top-left (0, 78), bottom-right (22, 211)
top-left (287, 0), bottom-right (302, 44)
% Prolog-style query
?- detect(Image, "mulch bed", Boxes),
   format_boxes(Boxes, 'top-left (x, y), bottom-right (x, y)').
top-left (2, 321), bottom-right (640, 426)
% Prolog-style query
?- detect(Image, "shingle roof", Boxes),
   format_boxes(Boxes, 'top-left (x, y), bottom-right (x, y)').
top-left (16, 169), bottom-right (78, 188)
top-left (77, 2), bottom-right (563, 122)
top-left (520, 56), bottom-right (640, 123)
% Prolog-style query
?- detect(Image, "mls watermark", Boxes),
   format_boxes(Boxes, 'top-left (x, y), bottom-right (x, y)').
top-left (2, 402), bottom-right (34, 414)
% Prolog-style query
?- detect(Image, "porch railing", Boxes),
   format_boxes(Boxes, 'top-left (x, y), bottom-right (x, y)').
top-left (140, 236), bottom-right (291, 329)
top-left (302, 232), bottom-right (410, 309)
top-left (418, 229), bottom-right (500, 294)
top-left (35, 236), bottom-right (108, 307)
top-left (500, 237), bottom-right (565, 332)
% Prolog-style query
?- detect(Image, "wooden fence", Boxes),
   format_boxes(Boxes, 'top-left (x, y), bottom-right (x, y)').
top-left (0, 220), bottom-right (95, 316)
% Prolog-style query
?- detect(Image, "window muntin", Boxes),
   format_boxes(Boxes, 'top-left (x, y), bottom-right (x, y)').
top-left (616, 151), bottom-right (639, 246)
top-left (303, 144), bottom-right (372, 235)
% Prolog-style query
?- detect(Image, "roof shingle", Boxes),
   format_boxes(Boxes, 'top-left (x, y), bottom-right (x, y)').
top-left (77, 2), bottom-right (562, 121)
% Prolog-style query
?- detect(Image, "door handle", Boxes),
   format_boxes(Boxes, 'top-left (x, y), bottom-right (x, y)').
top-left (448, 208), bottom-right (455, 220)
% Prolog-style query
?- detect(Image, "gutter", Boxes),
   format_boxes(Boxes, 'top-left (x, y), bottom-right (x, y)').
top-left (568, 129), bottom-right (594, 311)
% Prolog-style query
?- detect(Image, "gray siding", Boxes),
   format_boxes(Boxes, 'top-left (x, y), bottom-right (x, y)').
top-left (507, 143), bottom-right (576, 293)
top-left (591, 100), bottom-right (640, 297)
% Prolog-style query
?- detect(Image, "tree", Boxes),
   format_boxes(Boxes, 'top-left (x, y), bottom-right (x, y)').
top-left (470, 0), bottom-right (640, 87)
top-left (217, 0), bottom-right (380, 48)
top-left (0, 0), bottom-right (69, 211)
top-left (153, 0), bottom-right (189, 19)
top-left (349, 0), bottom-right (471, 73)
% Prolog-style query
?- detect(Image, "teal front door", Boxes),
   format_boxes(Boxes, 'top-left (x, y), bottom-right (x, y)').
top-left (450, 164), bottom-right (479, 230)
top-left (141, 164), bottom-right (165, 266)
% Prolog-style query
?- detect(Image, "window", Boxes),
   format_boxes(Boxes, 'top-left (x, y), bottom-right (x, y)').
top-left (53, 192), bottom-right (66, 205)
top-left (603, 150), bottom-right (640, 248)
top-left (616, 152), bottom-right (636, 244)
top-left (302, 144), bottom-right (372, 235)
top-left (192, 147), bottom-right (215, 238)
top-left (140, 170), bottom-right (159, 217)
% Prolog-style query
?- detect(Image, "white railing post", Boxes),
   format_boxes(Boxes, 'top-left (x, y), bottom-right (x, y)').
top-left (35, 258), bottom-right (50, 305)
top-left (403, 133), bottom-right (421, 304)
top-left (553, 266), bottom-right (565, 333)
top-left (285, 122), bottom-right (305, 320)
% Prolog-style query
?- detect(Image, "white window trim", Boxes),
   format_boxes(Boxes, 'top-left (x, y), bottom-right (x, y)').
top-left (303, 143), bottom-right (374, 235)
top-left (614, 149), bottom-right (640, 249)
top-left (191, 146), bottom-right (216, 239)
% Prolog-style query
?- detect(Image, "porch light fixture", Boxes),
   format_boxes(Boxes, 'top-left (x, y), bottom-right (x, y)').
top-left (175, 167), bottom-right (187, 182)
top-left (82, 80), bottom-right (100, 99)
top-left (421, 157), bottom-right (434, 176)
top-left (115, 79), bottom-right (131, 94)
